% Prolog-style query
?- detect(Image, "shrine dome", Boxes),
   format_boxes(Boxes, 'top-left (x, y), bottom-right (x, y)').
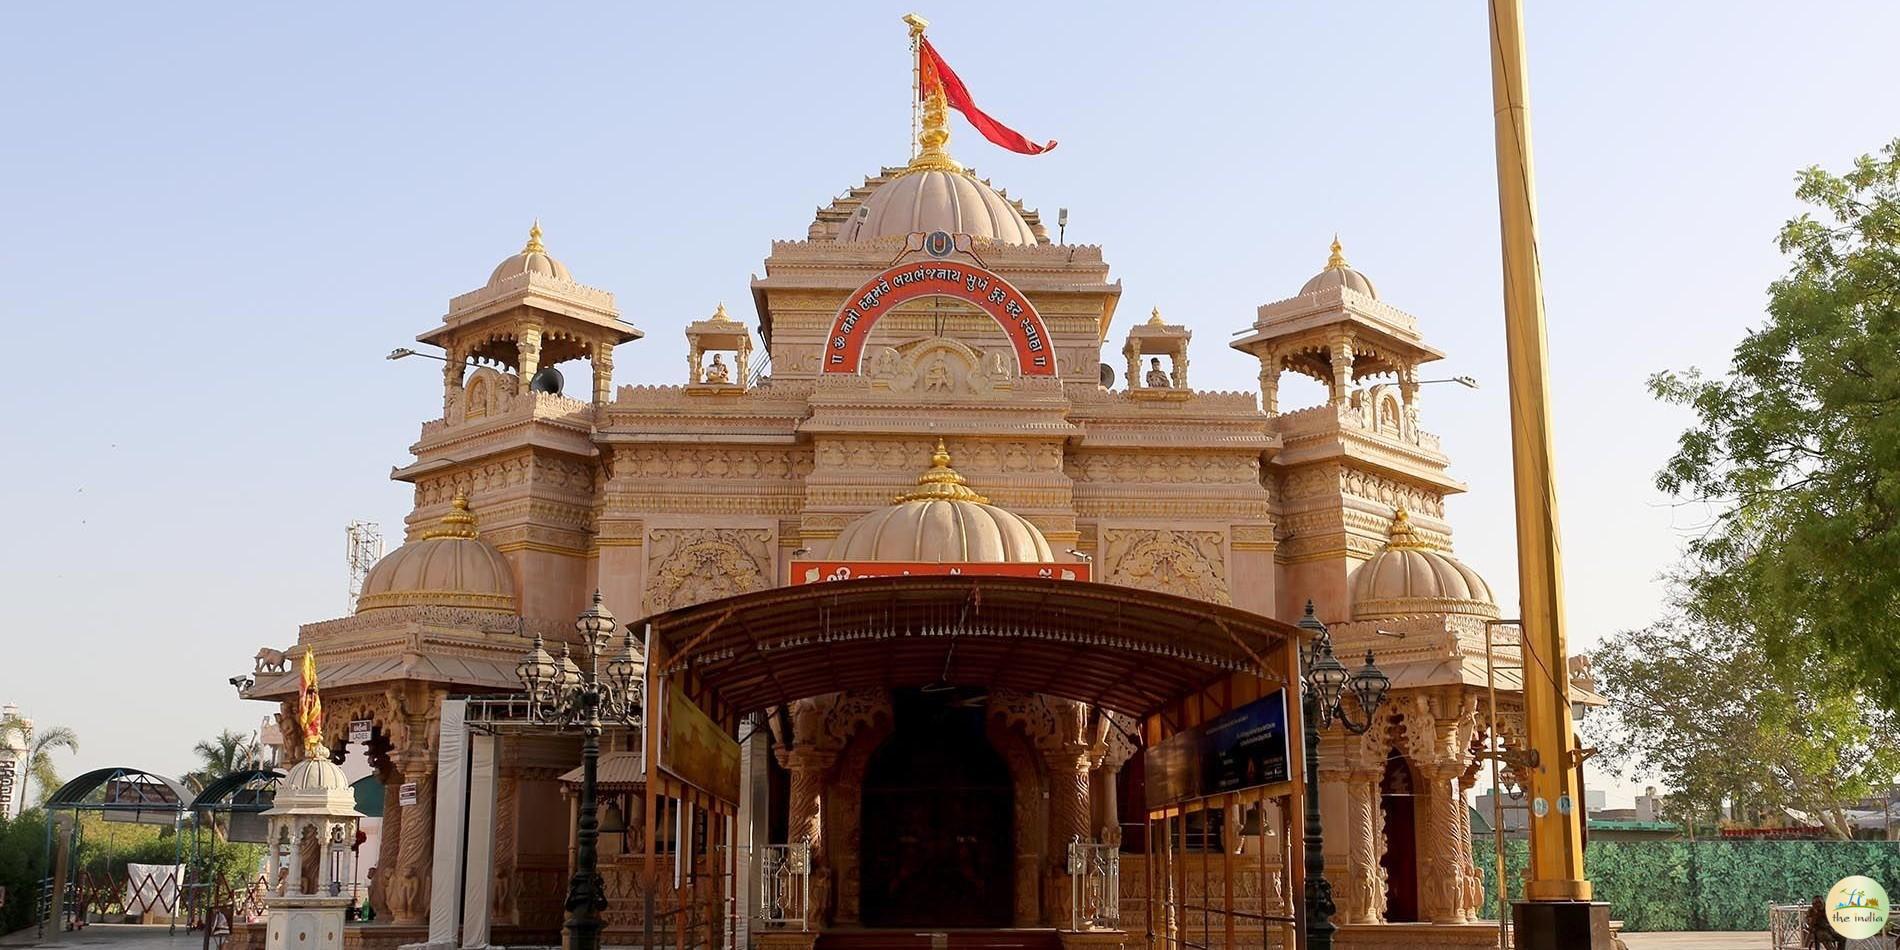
top-left (356, 492), bottom-right (518, 613)
top-left (487, 221), bottom-right (573, 285)
top-left (1350, 509), bottom-right (1498, 620)
top-left (839, 169), bottom-right (1038, 245)
top-left (830, 441), bottom-right (1054, 563)
top-left (282, 752), bottom-right (350, 794)
top-left (1299, 236), bottom-right (1378, 299)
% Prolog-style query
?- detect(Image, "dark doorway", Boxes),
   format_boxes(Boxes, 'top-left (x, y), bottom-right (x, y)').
top-left (860, 688), bottom-right (1014, 928)
top-left (1379, 751), bottom-right (1419, 923)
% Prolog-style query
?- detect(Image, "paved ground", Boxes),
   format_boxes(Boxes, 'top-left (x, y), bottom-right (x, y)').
top-left (0, 924), bottom-right (204, 950)
top-left (1621, 933), bottom-right (1772, 950)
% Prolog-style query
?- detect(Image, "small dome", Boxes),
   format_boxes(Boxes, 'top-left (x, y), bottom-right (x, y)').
top-left (356, 492), bottom-right (518, 613)
top-left (831, 441), bottom-right (1054, 562)
top-left (283, 754), bottom-right (350, 794)
top-left (839, 170), bottom-right (1038, 245)
top-left (488, 221), bottom-right (573, 285)
top-left (1299, 236), bottom-right (1378, 299)
top-left (1351, 509), bottom-right (1497, 620)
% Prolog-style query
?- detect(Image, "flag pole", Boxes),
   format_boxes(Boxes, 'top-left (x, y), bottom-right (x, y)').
top-left (903, 13), bottom-right (929, 161)
top-left (1487, 0), bottom-right (1608, 945)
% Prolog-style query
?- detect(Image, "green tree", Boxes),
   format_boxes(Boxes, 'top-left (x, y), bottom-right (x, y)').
top-left (0, 721), bottom-right (80, 807)
top-left (1651, 138), bottom-right (1900, 711)
top-left (1584, 597), bottom-right (1900, 839)
top-left (185, 730), bottom-right (257, 792)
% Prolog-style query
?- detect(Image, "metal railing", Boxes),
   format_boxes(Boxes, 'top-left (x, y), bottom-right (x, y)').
top-left (758, 843), bottom-right (811, 932)
top-left (1069, 837), bottom-right (1122, 931)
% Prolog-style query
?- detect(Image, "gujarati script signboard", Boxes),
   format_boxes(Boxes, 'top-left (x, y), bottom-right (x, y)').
top-left (822, 260), bottom-right (1054, 377)
top-left (791, 560), bottom-right (1090, 584)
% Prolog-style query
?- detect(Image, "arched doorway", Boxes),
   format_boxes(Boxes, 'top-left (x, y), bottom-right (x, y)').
top-left (1379, 751), bottom-right (1419, 922)
top-left (859, 688), bottom-right (1014, 928)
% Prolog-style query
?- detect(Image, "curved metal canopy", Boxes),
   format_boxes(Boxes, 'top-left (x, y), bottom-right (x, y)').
top-left (187, 768), bottom-right (284, 812)
top-left (44, 766), bottom-right (192, 814)
top-left (643, 575), bottom-right (1298, 719)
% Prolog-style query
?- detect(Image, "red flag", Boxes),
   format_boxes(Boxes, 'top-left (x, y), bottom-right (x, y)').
top-left (919, 38), bottom-right (1056, 156)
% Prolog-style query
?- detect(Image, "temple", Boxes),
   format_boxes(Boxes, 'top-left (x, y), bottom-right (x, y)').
top-left (237, 50), bottom-right (1595, 950)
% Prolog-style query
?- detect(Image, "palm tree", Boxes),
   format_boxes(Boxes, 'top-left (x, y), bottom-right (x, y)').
top-left (185, 730), bottom-right (258, 792)
top-left (0, 720), bottom-right (81, 807)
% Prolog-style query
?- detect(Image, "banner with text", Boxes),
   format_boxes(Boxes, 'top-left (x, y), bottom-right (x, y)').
top-left (792, 560), bottom-right (1090, 584)
top-left (822, 260), bottom-right (1055, 376)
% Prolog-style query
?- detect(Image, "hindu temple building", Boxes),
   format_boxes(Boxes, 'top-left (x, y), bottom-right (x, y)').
top-left (238, 64), bottom-right (1595, 950)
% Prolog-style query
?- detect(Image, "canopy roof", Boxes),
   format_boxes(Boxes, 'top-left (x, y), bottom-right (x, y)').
top-left (187, 769), bottom-right (284, 812)
top-left (45, 767), bottom-right (192, 816)
top-left (645, 575), bottom-right (1298, 720)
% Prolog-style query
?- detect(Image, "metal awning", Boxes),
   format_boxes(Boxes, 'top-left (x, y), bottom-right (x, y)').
top-left (643, 575), bottom-right (1299, 719)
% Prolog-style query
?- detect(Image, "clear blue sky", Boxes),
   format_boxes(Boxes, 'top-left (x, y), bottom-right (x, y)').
top-left (2, 3), bottom-right (1896, 804)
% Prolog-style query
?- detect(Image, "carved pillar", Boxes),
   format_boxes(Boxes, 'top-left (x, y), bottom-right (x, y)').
top-left (515, 324), bottom-right (543, 395)
top-left (687, 344), bottom-right (703, 384)
top-left (1044, 745), bottom-right (1091, 924)
top-left (1457, 771), bottom-right (1483, 921)
top-left (490, 769), bottom-right (520, 924)
top-left (1123, 341), bottom-right (1140, 391)
top-left (591, 343), bottom-right (614, 406)
top-left (1259, 355), bottom-right (1280, 414)
top-left (1172, 350), bottom-right (1189, 389)
top-left (387, 692), bottom-right (442, 927)
top-left (1398, 362), bottom-right (1419, 409)
top-left (443, 345), bottom-right (465, 414)
top-left (776, 747), bottom-right (835, 920)
top-left (1329, 335), bottom-right (1355, 404)
top-left (1417, 764), bottom-right (1466, 924)
top-left (1342, 770), bottom-right (1384, 924)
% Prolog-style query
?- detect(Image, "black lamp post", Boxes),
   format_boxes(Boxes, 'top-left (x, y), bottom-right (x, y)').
top-left (515, 591), bottom-right (646, 950)
top-left (1297, 600), bottom-right (1391, 950)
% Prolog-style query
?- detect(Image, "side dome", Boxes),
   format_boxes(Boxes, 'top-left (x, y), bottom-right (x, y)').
top-left (1299, 236), bottom-right (1378, 299)
top-left (1351, 509), bottom-right (1498, 620)
top-left (487, 221), bottom-right (573, 285)
top-left (839, 170), bottom-right (1038, 245)
top-left (356, 492), bottom-right (518, 613)
top-left (830, 441), bottom-right (1054, 563)
top-left (283, 754), bottom-right (350, 794)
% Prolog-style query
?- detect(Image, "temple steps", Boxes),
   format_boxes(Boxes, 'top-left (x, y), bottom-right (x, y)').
top-left (814, 928), bottom-right (1063, 950)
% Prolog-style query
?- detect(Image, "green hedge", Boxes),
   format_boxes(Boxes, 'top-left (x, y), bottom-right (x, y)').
top-left (1474, 839), bottom-right (1900, 931)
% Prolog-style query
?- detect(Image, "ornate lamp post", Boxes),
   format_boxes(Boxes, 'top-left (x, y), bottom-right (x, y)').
top-left (515, 591), bottom-right (646, 950)
top-left (1297, 601), bottom-right (1391, 950)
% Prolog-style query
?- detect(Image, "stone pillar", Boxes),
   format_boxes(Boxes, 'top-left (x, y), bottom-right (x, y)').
top-left (443, 346), bottom-right (465, 414)
top-left (1329, 336), bottom-right (1355, 404)
top-left (687, 344), bottom-right (703, 384)
top-left (591, 344), bottom-right (614, 406)
top-left (371, 767), bottom-right (402, 919)
top-left (1044, 746), bottom-right (1091, 924)
top-left (777, 747), bottom-right (834, 920)
top-left (390, 758), bottom-right (436, 925)
top-left (1259, 359), bottom-right (1280, 414)
top-left (1172, 351), bottom-right (1189, 389)
top-left (1123, 341), bottom-right (1140, 391)
top-left (1341, 770), bottom-right (1385, 924)
top-left (1456, 771), bottom-right (1483, 922)
top-left (515, 324), bottom-right (542, 395)
top-left (1417, 764), bottom-right (1467, 924)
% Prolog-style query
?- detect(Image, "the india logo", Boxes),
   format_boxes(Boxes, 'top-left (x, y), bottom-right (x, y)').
top-left (1825, 875), bottom-right (1890, 940)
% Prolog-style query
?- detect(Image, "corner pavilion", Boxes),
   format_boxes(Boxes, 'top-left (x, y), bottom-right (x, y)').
top-left (239, 88), bottom-right (1596, 950)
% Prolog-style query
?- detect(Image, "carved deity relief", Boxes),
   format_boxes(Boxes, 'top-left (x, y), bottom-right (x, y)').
top-left (642, 527), bottom-right (773, 613)
top-left (869, 337), bottom-right (1015, 397)
top-left (1101, 528), bottom-right (1231, 605)
top-left (456, 366), bottom-right (519, 423)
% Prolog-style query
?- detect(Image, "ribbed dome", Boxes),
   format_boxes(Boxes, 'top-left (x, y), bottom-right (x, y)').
top-left (1299, 236), bottom-right (1378, 299)
top-left (831, 441), bottom-right (1054, 563)
top-left (1351, 509), bottom-right (1498, 620)
top-left (283, 754), bottom-right (350, 793)
top-left (488, 221), bottom-right (573, 285)
top-left (356, 492), bottom-right (518, 613)
top-left (839, 170), bottom-right (1037, 245)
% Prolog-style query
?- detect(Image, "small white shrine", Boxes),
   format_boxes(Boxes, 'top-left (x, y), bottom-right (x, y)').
top-left (262, 659), bottom-right (362, 950)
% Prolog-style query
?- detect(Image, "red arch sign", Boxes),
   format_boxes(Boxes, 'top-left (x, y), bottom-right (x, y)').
top-left (822, 261), bottom-right (1055, 376)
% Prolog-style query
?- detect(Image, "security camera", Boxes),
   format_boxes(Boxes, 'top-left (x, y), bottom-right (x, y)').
top-left (229, 674), bottom-right (254, 691)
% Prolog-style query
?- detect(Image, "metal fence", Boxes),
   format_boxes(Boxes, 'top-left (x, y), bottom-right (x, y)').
top-left (1068, 837), bottom-right (1121, 931)
top-left (757, 843), bottom-right (811, 932)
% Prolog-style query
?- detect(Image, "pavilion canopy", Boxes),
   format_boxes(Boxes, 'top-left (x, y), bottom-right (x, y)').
top-left (643, 575), bottom-right (1299, 720)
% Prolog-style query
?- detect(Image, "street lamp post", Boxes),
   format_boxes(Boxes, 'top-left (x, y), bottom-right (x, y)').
top-left (1297, 601), bottom-right (1391, 950)
top-left (515, 591), bottom-right (646, 950)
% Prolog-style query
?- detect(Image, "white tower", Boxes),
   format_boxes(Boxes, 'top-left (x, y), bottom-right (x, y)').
top-left (345, 521), bottom-right (383, 613)
top-left (0, 704), bottom-right (30, 819)
top-left (262, 745), bottom-right (362, 950)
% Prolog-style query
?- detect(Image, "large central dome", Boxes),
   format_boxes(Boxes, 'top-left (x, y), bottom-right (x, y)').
top-left (830, 441), bottom-right (1054, 563)
top-left (834, 86), bottom-right (1039, 246)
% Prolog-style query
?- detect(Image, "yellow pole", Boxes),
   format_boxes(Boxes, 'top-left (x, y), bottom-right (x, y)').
top-left (1487, 0), bottom-right (1591, 904)
top-left (903, 13), bottom-right (929, 161)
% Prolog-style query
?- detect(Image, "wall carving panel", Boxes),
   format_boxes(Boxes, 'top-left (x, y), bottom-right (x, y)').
top-left (1102, 528), bottom-right (1231, 605)
top-left (642, 527), bottom-right (773, 613)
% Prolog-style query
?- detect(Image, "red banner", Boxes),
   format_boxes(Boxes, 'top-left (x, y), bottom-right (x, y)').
top-left (822, 261), bottom-right (1055, 376)
top-left (791, 560), bottom-right (1089, 584)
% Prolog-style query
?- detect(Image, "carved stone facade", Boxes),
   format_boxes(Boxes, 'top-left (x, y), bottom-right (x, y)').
top-left (237, 99), bottom-right (1538, 949)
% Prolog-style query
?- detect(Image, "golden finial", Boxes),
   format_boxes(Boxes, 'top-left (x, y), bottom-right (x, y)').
top-left (422, 490), bottom-right (480, 540)
top-left (523, 219), bottom-right (546, 255)
top-left (907, 86), bottom-right (965, 174)
top-left (1325, 233), bottom-right (1348, 271)
top-left (902, 12), bottom-right (929, 37)
top-left (1386, 507), bottom-right (1435, 551)
top-left (1147, 307), bottom-right (1166, 327)
top-left (711, 302), bottom-right (734, 322)
top-left (895, 438), bottom-right (989, 504)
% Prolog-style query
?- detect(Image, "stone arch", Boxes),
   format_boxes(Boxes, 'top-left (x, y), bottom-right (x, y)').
top-left (827, 711), bottom-right (895, 926)
top-left (822, 262), bottom-right (1054, 376)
